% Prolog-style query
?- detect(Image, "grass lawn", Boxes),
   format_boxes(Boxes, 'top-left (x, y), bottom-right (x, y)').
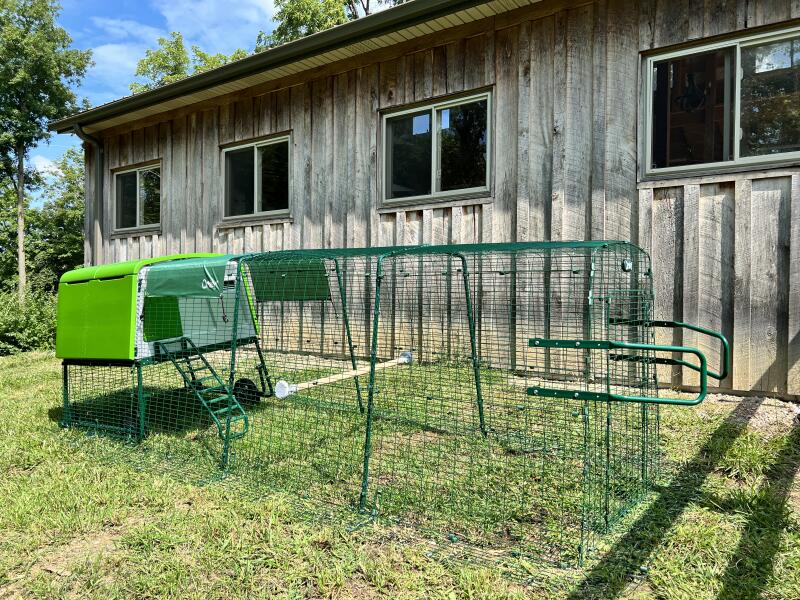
top-left (1, 352), bottom-right (799, 598)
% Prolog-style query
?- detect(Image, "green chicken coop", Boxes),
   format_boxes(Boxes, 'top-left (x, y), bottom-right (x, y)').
top-left (55, 241), bottom-right (730, 566)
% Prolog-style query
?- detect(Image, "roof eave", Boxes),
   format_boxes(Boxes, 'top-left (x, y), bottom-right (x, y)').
top-left (50, 0), bottom-right (488, 134)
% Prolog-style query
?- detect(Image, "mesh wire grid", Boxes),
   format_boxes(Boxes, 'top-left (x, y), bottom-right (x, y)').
top-left (61, 241), bottom-right (661, 567)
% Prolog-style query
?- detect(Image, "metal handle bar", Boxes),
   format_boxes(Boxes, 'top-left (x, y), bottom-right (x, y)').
top-left (527, 338), bottom-right (708, 406)
top-left (609, 319), bottom-right (729, 381)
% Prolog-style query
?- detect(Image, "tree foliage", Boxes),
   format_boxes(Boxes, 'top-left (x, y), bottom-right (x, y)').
top-left (256, 0), bottom-right (407, 50)
top-left (0, 148), bottom-right (84, 293)
top-left (0, 0), bottom-right (91, 296)
top-left (130, 32), bottom-right (248, 94)
top-left (26, 148), bottom-right (85, 291)
top-left (256, 0), bottom-right (348, 50)
top-left (0, 0), bottom-right (91, 154)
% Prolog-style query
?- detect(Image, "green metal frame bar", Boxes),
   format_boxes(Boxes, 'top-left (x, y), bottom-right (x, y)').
top-left (220, 262), bottom-right (247, 470)
top-left (239, 260), bottom-right (275, 398)
top-left (454, 252), bottom-right (487, 437)
top-left (136, 363), bottom-right (146, 439)
top-left (359, 254), bottom-right (386, 512)
top-left (61, 363), bottom-right (71, 428)
top-left (333, 258), bottom-right (365, 413)
top-left (252, 338), bottom-right (275, 398)
top-left (528, 338), bottom-right (708, 406)
top-left (610, 318), bottom-right (730, 381)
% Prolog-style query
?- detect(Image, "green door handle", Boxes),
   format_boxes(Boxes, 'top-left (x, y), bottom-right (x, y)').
top-left (609, 319), bottom-right (729, 381)
top-left (527, 338), bottom-right (708, 406)
top-left (647, 321), bottom-right (729, 381)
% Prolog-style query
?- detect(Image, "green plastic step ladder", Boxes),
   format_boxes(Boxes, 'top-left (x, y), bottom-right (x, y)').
top-left (154, 337), bottom-right (249, 458)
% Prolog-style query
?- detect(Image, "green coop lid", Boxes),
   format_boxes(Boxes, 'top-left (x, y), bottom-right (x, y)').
top-left (145, 255), bottom-right (236, 298)
top-left (60, 253), bottom-right (221, 284)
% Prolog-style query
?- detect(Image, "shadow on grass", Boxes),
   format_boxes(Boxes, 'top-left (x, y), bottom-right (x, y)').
top-left (714, 423), bottom-right (800, 599)
top-left (49, 385), bottom-right (275, 438)
top-left (569, 397), bottom-right (800, 599)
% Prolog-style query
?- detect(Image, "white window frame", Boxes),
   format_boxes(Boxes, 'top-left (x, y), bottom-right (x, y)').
top-left (222, 134), bottom-right (292, 219)
top-left (381, 91), bottom-right (493, 205)
top-left (643, 25), bottom-right (800, 178)
top-left (113, 163), bottom-right (161, 232)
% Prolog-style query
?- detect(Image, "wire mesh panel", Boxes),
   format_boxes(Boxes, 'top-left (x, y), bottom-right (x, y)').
top-left (60, 241), bottom-right (710, 568)
top-left (63, 363), bottom-right (140, 437)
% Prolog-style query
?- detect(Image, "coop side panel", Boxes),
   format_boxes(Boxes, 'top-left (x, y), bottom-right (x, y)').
top-left (56, 276), bottom-right (137, 361)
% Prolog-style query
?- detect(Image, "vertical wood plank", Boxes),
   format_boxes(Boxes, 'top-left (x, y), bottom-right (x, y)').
top-left (132, 128), bottom-right (145, 164)
top-left (494, 26), bottom-right (518, 243)
top-left (332, 72), bottom-right (350, 249)
top-left (464, 34), bottom-right (487, 89)
top-left (550, 11), bottom-right (567, 241)
top-left (201, 108), bottom-right (219, 253)
top-left (291, 84), bottom-right (310, 250)
top-left (697, 183), bottom-right (735, 388)
top-left (590, 0), bottom-right (608, 240)
top-left (788, 174), bottom-right (800, 393)
top-left (605, 0), bottom-right (638, 241)
top-left (682, 184), bottom-right (701, 386)
top-left (186, 112), bottom-right (200, 253)
top-left (446, 39), bottom-right (465, 94)
top-left (379, 58), bottom-right (398, 109)
top-left (432, 45), bottom-right (447, 97)
top-left (562, 4), bottom-right (593, 240)
top-left (733, 178), bottom-right (752, 389)
top-left (637, 188), bottom-right (653, 255)
top-left (651, 186), bottom-right (684, 386)
top-left (516, 21), bottom-right (531, 244)
top-left (750, 177), bottom-right (791, 393)
top-left (172, 116), bottom-right (187, 254)
top-left (529, 16), bottom-right (554, 241)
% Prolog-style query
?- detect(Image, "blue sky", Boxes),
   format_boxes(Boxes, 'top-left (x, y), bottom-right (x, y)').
top-left (32, 0), bottom-right (277, 181)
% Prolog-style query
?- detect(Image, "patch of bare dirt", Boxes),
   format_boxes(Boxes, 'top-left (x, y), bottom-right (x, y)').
top-left (789, 470), bottom-right (800, 515)
top-left (0, 520), bottom-right (137, 598)
top-left (704, 394), bottom-right (800, 437)
top-left (620, 577), bottom-right (655, 599)
top-left (332, 577), bottom-right (380, 599)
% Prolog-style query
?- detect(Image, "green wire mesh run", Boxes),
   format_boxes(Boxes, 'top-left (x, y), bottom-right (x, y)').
top-left (61, 241), bottom-right (663, 566)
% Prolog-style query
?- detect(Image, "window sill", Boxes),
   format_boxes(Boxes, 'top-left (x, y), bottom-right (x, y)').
top-left (110, 226), bottom-right (161, 239)
top-left (216, 213), bottom-right (293, 229)
top-left (378, 193), bottom-right (493, 213)
top-left (638, 160), bottom-right (800, 189)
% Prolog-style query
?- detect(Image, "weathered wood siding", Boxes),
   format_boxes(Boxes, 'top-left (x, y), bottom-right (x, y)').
top-left (84, 0), bottom-right (800, 395)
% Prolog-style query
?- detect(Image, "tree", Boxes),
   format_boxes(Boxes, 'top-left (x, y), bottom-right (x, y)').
top-left (130, 32), bottom-right (248, 94)
top-left (130, 32), bottom-right (190, 93)
top-left (256, 0), bottom-right (348, 50)
top-left (0, 0), bottom-right (91, 299)
top-left (26, 148), bottom-right (85, 291)
top-left (0, 167), bottom-right (42, 292)
top-left (256, 0), bottom-right (407, 50)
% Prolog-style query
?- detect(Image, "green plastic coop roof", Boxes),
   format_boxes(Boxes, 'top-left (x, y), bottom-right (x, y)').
top-left (61, 253), bottom-right (219, 284)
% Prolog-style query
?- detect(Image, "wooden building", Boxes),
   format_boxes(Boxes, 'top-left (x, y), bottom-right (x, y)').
top-left (52, 0), bottom-right (800, 396)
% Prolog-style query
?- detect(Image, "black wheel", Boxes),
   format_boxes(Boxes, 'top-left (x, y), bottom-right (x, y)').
top-left (233, 378), bottom-right (260, 406)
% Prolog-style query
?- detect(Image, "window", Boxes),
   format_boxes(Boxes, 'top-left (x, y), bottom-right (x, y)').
top-left (383, 92), bottom-right (491, 203)
top-left (224, 136), bottom-right (290, 217)
top-left (115, 165), bottom-right (160, 230)
top-left (645, 27), bottom-right (800, 176)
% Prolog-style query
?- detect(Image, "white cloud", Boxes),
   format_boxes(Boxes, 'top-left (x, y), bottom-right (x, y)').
top-left (91, 42), bottom-right (145, 79)
top-left (152, 0), bottom-right (276, 55)
top-left (90, 17), bottom-right (164, 44)
top-left (86, 42), bottom-right (148, 100)
top-left (30, 154), bottom-right (62, 178)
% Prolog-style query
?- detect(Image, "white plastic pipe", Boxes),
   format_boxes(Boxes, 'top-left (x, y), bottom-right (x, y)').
top-left (274, 351), bottom-right (412, 399)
